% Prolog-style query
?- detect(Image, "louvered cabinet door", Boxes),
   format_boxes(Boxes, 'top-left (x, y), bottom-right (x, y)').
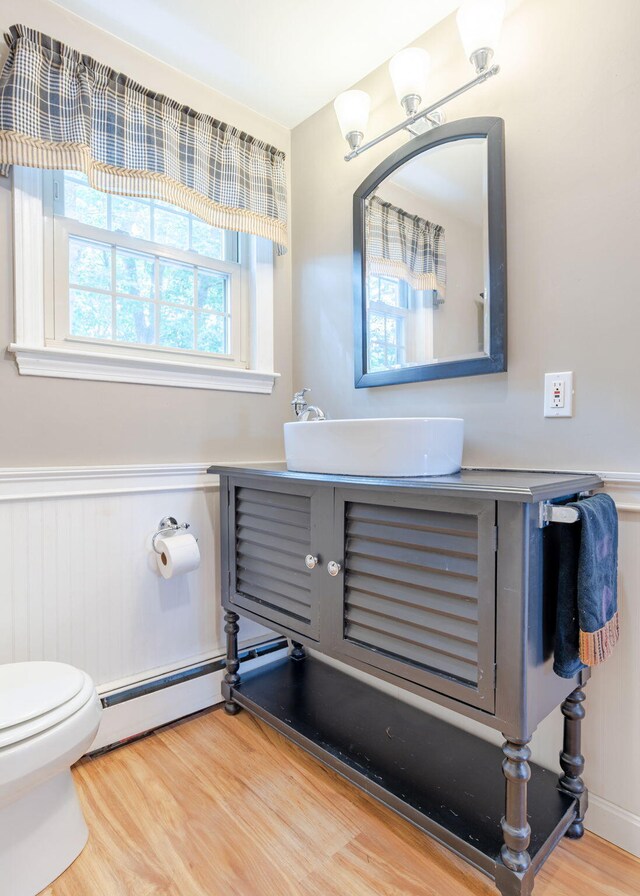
top-left (331, 490), bottom-right (497, 711)
top-left (225, 479), bottom-right (328, 640)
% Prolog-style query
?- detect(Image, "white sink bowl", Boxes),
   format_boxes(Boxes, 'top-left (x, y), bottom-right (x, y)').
top-left (284, 417), bottom-right (464, 477)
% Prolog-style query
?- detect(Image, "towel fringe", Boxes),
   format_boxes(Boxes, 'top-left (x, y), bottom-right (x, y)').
top-left (579, 612), bottom-right (620, 666)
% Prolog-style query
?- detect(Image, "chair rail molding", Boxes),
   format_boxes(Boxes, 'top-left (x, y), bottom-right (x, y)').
top-left (600, 472), bottom-right (640, 513)
top-left (0, 462), bottom-right (215, 501)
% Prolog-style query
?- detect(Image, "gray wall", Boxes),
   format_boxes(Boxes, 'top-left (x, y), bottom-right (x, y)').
top-left (291, 0), bottom-right (640, 473)
top-left (0, 0), bottom-right (292, 467)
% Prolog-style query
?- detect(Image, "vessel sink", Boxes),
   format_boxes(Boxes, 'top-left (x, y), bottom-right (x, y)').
top-left (284, 417), bottom-right (464, 477)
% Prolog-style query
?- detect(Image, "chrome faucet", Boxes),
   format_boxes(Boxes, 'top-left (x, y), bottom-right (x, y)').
top-left (291, 388), bottom-right (326, 422)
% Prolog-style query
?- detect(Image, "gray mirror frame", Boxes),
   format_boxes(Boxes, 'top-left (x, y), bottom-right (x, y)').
top-left (353, 116), bottom-right (507, 388)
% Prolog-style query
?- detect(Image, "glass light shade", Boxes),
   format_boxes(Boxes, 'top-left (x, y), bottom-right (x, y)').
top-left (388, 48), bottom-right (431, 105)
top-left (456, 0), bottom-right (506, 60)
top-left (333, 90), bottom-right (371, 139)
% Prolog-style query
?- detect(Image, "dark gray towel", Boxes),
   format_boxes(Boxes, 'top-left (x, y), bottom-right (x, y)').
top-left (553, 493), bottom-right (619, 679)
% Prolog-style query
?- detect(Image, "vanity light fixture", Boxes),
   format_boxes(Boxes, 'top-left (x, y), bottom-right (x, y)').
top-left (333, 90), bottom-right (372, 153)
top-left (334, 0), bottom-right (505, 161)
top-left (389, 47), bottom-right (430, 117)
top-left (389, 48), bottom-right (445, 138)
top-left (457, 0), bottom-right (506, 75)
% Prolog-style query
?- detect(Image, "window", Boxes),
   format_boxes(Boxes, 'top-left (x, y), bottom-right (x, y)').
top-left (367, 274), bottom-right (408, 371)
top-left (366, 273), bottom-right (436, 372)
top-left (10, 167), bottom-right (277, 393)
top-left (54, 172), bottom-right (244, 363)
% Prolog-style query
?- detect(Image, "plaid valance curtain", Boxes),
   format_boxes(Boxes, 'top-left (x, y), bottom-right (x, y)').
top-left (366, 194), bottom-right (446, 291)
top-left (0, 25), bottom-right (288, 252)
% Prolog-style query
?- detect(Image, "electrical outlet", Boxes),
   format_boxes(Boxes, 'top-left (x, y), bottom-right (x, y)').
top-left (544, 372), bottom-right (573, 417)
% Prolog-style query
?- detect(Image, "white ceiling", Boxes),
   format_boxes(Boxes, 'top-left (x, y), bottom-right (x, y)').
top-left (50, 0), bottom-right (460, 128)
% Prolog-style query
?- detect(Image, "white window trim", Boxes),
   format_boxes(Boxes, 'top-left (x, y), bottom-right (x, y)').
top-left (9, 167), bottom-right (280, 393)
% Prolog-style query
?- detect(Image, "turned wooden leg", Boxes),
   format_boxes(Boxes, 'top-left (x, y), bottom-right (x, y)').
top-left (290, 640), bottom-right (306, 661)
top-left (223, 609), bottom-right (241, 715)
top-left (500, 738), bottom-right (532, 875)
top-left (559, 686), bottom-right (587, 838)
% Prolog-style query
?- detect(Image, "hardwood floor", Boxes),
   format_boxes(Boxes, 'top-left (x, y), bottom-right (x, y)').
top-left (43, 707), bottom-right (640, 896)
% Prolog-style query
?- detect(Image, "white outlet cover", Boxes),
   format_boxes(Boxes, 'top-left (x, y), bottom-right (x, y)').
top-left (544, 371), bottom-right (573, 417)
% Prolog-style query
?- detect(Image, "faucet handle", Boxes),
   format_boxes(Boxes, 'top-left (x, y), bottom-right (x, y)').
top-left (292, 387), bottom-right (311, 404)
top-left (292, 387), bottom-right (311, 417)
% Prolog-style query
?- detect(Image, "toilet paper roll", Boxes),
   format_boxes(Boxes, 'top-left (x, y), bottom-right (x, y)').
top-left (156, 533), bottom-right (200, 579)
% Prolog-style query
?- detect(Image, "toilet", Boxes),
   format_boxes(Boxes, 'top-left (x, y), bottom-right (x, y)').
top-left (0, 662), bottom-right (102, 896)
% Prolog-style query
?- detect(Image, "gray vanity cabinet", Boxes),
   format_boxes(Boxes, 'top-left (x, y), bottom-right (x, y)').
top-left (224, 476), bottom-right (496, 713)
top-left (331, 488), bottom-right (497, 711)
top-left (214, 464), bottom-right (604, 896)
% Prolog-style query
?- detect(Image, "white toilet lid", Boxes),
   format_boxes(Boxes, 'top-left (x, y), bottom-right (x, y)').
top-left (0, 661), bottom-right (86, 730)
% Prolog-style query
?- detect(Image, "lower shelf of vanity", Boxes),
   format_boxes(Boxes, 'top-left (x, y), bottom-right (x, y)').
top-left (230, 655), bottom-right (577, 884)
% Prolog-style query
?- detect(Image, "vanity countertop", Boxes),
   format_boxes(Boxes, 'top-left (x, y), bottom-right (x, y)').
top-left (207, 463), bottom-right (603, 504)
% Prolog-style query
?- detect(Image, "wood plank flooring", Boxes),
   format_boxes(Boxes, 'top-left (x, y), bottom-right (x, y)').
top-left (43, 706), bottom-right (640, 896)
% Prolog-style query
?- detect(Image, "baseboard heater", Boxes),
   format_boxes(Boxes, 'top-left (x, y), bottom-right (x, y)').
top-left (87, 638), bottom-right (288, 755)
top-left (100, 637), bottom-right (288, 708)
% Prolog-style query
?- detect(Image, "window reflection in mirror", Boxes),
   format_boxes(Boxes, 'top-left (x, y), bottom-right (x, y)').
top-left (364, 136), bottom-right (488, 374)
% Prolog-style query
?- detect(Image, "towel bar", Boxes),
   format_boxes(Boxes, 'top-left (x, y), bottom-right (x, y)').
top-left (538, 489), bottom-right (598, 528)
top-left (538, 502), bottom-right (580, 527)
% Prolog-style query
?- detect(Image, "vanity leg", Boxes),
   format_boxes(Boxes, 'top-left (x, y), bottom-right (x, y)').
top-left (495, 738), bottom-right (534, 896)
top-left (290, 640), bottom-right (306, 661)
top-left (223, 609), bottom-right (241, 715)
top-left (559, 686), bottom-right (587, 838)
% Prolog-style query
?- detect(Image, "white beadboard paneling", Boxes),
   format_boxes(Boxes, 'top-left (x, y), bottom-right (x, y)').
top-left (0, 464), bottom-right (272, 689)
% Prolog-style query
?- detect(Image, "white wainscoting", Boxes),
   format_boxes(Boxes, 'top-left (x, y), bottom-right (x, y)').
top-left (0, 463), bottom-right (273, 747)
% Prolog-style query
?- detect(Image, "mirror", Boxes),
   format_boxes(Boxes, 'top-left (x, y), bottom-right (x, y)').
top-left (353, 117), bottom-right (506, 387)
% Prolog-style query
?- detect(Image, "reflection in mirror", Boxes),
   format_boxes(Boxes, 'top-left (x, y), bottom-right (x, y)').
top-left (364, 137), bottom-right (488, 374)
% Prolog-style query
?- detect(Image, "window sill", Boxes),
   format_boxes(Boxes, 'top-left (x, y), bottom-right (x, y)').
top-left (9, 344), bottom-right (279, 393)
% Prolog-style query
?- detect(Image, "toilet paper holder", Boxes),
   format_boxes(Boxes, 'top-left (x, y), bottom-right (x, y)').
top-left (152, 516), bottom-right (191, 554)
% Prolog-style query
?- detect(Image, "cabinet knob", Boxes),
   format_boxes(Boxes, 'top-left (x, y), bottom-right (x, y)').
top-left (327, 561), bottom-right (341, 576)
top-left (305, 554), bottom-right (318, 570)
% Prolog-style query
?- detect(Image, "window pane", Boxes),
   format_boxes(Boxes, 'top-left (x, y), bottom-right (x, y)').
top-left (197, 270), bottom-right (226, 312)
top-left (191, 219), bottom-right (225, 260)
top-left (159, 306), bottom-right (194, 349)
top-left (116, 298), bottom-right (155, 344)
top-left (368, 313), bottom-right (386, 341)
top-left (379, 277), bottom-right (401, 307)
top-left (154, 208), bottom-right (189, 251)
top-left (70, 289), bottom-right (112, 339)
top-left (197, 312), bottom-right (226, 354)
top-left (111, 195), bottom-right (151, 240)
top-left (160, 261), bottom-right (194, 306)
top-left (367, 275), bottom-right (380, 304)
top-left (368, 341), bottom-right (386, 372)
top-left (387, 346), bottom-right (398, 367)
top-left (115, 249), bottom-right (154, 298)
top-left (69, 238), bottom-right (111, 290)
top-left (63, 178), bottom-right (108, 228)
top-left (385, 317), bottom-right (398, 345)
